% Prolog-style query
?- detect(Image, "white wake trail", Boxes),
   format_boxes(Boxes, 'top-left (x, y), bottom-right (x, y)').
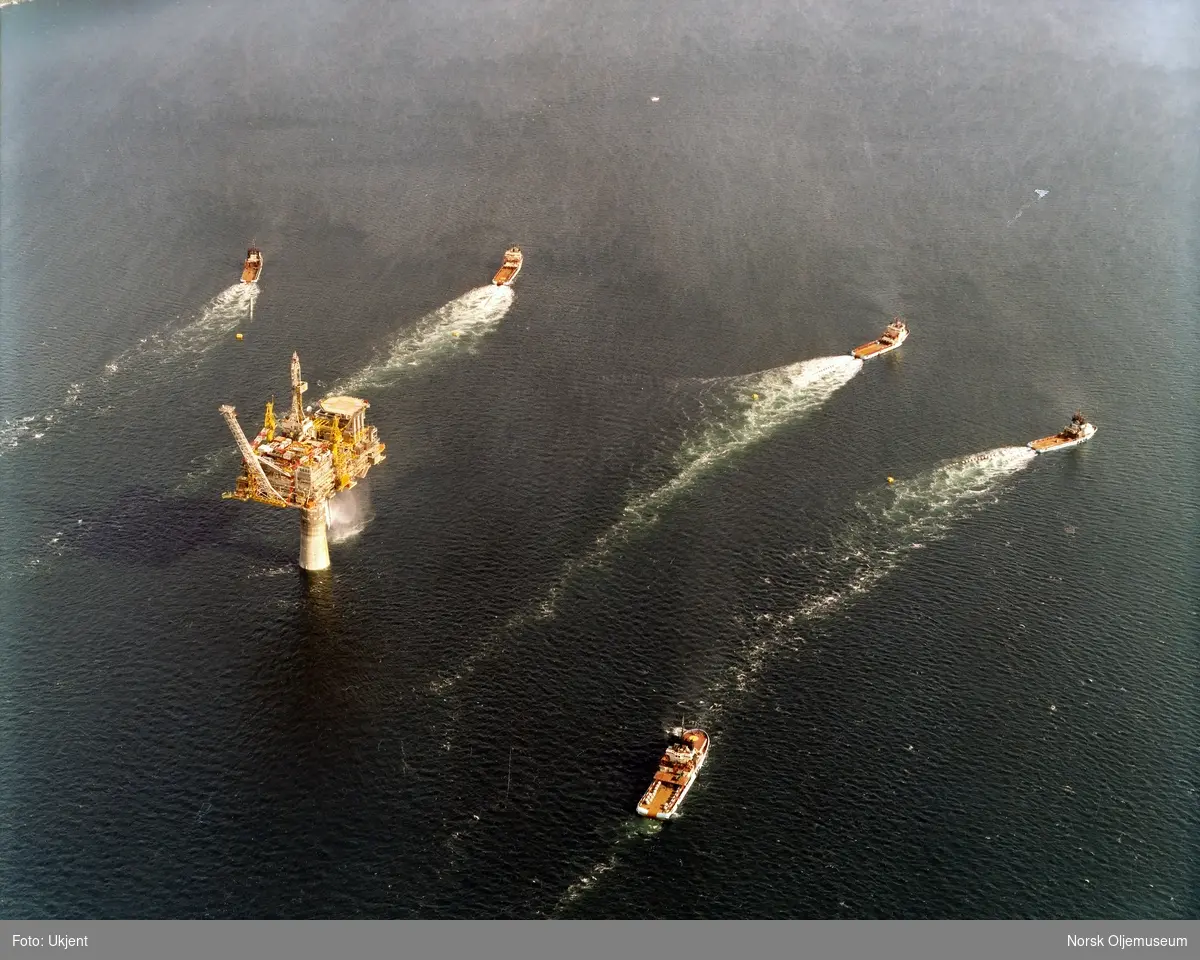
top-left (547, 823), bottom-right (658, 917)
top-left (694, 445), bottom-right (1038, 722)
top-left (101, 283), bottom-right (259, 377)
top-left (167, 286), bottom-right (509, 514)
top-left (1006, 187), bottom-right (1050, 226)
top-left (152, 283), bottom-right (258, 359)
top-left (551, 445), bottom-right (1038, 915)
top-left (630, 356), bottom-right (863, 527)
top-left (336, 285), bottom-right (514, 394)
top-left (0, 284), bottom-right (258, 458)
top-left (536, 355), bottom-right (864, 620)
top-left (0, 383), bottom-right (83, 453)
top-left (429, 355), bottom-right (863, 694)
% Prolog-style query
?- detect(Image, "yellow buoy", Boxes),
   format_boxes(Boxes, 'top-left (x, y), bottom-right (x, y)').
top-left (887, 476), bottom-right (895, 483)
top-left (452, 331), bottom-right (461, 337)
top-left (235, 333), bottom-right (244, 340)
top-left (751, 393), bottom-right (759, 400)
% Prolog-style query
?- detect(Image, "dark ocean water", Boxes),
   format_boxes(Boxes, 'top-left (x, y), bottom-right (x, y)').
top-left (1, 0), bottom-right (1197, 919)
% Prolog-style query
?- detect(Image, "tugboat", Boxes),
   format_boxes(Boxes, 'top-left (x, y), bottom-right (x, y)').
top-left (1028, 411), bottom-right (1097, 453)
top-left (851, 317), bottom-right (908, 360)
top-left (492, 246), bottom-right (523, 286)
top-left (636, 727), bottom-right (709, 821)
top-left (241, 247), bottom-right (263, 284)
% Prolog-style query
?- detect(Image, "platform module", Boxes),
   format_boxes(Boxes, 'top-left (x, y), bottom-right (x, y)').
top-left (220, 352), bottom-right (386, 570)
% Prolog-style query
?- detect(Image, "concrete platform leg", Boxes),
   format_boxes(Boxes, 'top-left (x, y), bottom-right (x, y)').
top-left (299, 502), bottom-right (331, 571)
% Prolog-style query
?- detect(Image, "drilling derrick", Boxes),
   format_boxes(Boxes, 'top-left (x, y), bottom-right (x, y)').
top-left (220, 353), bottom-right (387, 571)
top-left (290, 352), bottom-right (304, 421)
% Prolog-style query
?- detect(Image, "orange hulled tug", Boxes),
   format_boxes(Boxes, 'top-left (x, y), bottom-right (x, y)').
top-left (1028, 410), bottom-right (1097, 454)
top-left (636, 727), bottom-right (709, 821)
top-left (851, 317), bottom-right (908, 360)
top-left (241, 247), bottom-right (263, 284)
top-left (492, 246), bottom-right (523, 286)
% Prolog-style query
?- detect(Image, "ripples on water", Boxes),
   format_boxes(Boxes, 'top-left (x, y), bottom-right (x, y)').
top-left (0, 283), bottom-right (258, 455)
top-left (623, 356), bottom-right (865, 540)
top-left (5, 0), bottom-right (1196, 922)
top-left (700, 445), bottom-right (1037, 717)
top-left (3, 283), bottom-right (506, 579)
top-left (554, 444), bottom-right (1038, 913)
top-left (428, 354), bottom-right (865, 693)
top-left (334, 286), bottom-right (514, 394)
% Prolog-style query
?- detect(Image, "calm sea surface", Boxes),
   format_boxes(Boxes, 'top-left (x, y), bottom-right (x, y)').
top-left (1, 0), bottom-right (1197, 919)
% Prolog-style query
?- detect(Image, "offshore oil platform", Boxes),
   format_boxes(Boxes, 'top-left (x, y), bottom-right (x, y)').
top-left (219, 352), bottom-right (386, 571)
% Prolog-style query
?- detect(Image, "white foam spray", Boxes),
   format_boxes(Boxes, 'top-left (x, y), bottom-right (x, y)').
top-left (627, 356), bottom-right (863, 530)
top-left (336, 285), bottom-right (514, 394)
top-left (99, 283), bottom-right (259, 376)
top-left (325, 480), bottom-right (374, 544)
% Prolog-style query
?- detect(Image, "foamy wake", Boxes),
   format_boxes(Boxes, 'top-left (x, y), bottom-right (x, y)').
top-left (336, 285), bottom-right (514, 394)
top-left (551, 445), bottom-right (1037, 914)
top-left (0, 382), bottom-right (83, 452)
top-left (622, 355), bottom-right (864, 534)
top-left (427, 356), bottom-right (863, 695)
top-left (0, 284), bottom-right (257, 458)
top-left (150, 283), bottom-right (259, 360)
top-left (694, 445), bottom-right (1038, 722)
top-left (0, 518), bottom-right (88, 583)
top-left (549, 852), bottom-right (623, 916)
top-left (548, 818), bottom-right (662, 917)
top-left (1006, 187), bottom-right (1050, 226)
top-left (530, 356), bottom-right (861, 616)
top-left (98, 283), bottom-right (258, 377)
